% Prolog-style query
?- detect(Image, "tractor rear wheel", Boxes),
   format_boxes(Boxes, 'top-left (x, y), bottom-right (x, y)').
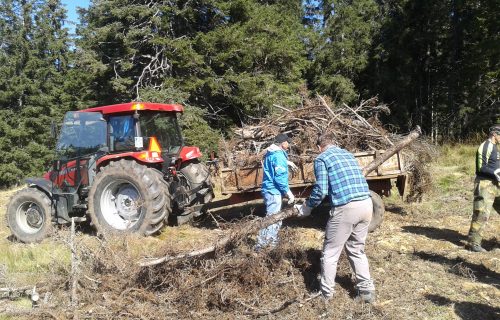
top-left (6, 188), bottom-right (53, 243)
top-left (368, 191), bottom-right (385, 232)
top-left (88, 160), bottom-right (169, 236)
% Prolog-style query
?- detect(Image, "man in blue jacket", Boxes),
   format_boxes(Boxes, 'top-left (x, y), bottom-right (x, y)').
top-left (256, 133), bottom-right (297, 250)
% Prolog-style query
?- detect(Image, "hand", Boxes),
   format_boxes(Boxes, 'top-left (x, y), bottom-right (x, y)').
top-left (294, 202), bottom-right (312, 217)
top-left (494, 168), bottom-right (500, 182)
top-left (286, 190), bottom-right (296, 204)
top-left (287, 161), bottom-right (299, 173)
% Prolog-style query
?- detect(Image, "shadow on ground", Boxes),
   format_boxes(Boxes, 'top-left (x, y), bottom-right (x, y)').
top-left (402, 225), bottom-right (498, 250)
top-left (402, 226), bottom-right (467, 247)
top-left (413, 250), bottom-right (499, 288)
top-left (294, 248), bottom-right (358, 298)
top-left (385, 204), bottom-right (408, 216)
top-left (426, 294), bottom-right (500, 320)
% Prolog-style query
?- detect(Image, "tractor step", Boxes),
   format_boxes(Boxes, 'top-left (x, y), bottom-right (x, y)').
top-left (71, 217), bottom-right (87, 222)
top-left (72, 204), bottom-right (88, 210)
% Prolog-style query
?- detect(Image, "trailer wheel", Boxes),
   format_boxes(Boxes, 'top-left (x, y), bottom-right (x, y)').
top-left (368, 191), bottom-right (384, 232)
top-left (6, 188), bottom-right (53, 243)
top-left (88, 160), bottom-right (169, 236)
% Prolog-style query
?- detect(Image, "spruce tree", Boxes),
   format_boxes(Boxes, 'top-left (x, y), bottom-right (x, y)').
top-left (308, 0), bottom-right (380, 104)
top-left (0, 0), bottom-right (72, 187)
top-left (76, 0), bottom-right (308, 154)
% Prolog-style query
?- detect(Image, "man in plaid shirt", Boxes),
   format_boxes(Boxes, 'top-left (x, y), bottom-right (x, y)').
top-left (295, 134), bottom-right (375, 303)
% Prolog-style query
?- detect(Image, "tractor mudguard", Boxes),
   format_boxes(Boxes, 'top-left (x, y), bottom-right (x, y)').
top-left (26, 178), bottom-right (73, 224)
top-left (26, 178), bottom-right (53, 196)
top-left (179, 146), bottom-right (202, 161)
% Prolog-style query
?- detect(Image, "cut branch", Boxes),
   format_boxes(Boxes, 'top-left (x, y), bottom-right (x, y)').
top-left (139, 207), bottom-right (297, 267)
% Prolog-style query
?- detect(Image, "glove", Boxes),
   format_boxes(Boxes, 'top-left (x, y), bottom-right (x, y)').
top-left (286, 190), bottom-right (296, 204)
top-left (494, 168), bottom-right (500, 182)
top-left (287, 161), bottom-right (299, 173)
top-left (294, 202), bottom-right (312, 217)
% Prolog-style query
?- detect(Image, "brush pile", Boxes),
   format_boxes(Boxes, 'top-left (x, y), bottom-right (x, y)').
top-left (34, 229), bottom-right (384, 320)
top-left (220, 95), bottom-right (436, 201)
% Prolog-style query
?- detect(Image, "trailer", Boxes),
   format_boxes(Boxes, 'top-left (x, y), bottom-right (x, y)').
top-left (217, 150), bottom-right (408, 231)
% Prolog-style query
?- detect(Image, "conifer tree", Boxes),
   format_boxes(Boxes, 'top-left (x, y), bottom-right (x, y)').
top-left (76, 0), bottom-right (308, 154)
top-left (308, 0), bottom-right (380, 104)
top-left (0, 0), bottom-right (72, 186)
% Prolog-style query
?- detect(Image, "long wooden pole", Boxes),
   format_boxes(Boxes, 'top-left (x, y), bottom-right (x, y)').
top-left (139, 127), bottom-right (421, 267)
top-left (362, 126), bottom-right (421, 176)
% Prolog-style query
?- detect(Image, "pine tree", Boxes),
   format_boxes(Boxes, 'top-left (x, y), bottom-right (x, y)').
top-left (0, 0), bottom-right (72, 187)
top-left (76, 0), bottom-right (308, 154)
top-left (359, 0), bottom-right (499, 139)
top-left (308, 0), bottom-right (381, 104)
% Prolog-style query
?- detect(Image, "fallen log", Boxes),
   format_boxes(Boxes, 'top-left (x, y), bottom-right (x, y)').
top-left (362, 126), bottom-right (422, 176)
top-left (0, 286), bottom-right (32, 299)
top-left (139, 207), bottom-right (297, 267)
top-left (139, 126), bottom-right (421, 267)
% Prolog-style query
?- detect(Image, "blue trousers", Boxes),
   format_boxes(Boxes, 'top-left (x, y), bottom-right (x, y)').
top-left (256, 192), bottom-right (283, 249)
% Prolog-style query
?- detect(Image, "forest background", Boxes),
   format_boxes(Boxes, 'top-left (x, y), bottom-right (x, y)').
top-left (0, 0), bottom-right (498, 187)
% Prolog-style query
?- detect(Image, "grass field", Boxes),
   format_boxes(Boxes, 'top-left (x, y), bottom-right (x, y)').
top-left (0, 144), bottom-right (499, 319)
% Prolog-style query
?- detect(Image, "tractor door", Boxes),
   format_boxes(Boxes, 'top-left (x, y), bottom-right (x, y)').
top-left (138, 111), bottom-right (183, 168)
top-left (54, 112), bottom-right (107, 193)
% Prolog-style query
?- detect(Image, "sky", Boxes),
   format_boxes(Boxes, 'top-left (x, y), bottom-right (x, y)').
top-left (61, 0), bottom-right (90, 32)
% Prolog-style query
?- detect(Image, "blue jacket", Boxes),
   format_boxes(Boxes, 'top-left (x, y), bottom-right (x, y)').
top-left (261, 144), bottom-right (290, 195)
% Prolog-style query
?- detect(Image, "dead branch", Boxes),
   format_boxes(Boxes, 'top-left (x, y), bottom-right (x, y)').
top-left (362, 126), bottom-right (422, 176)
top-left (242, 292), bottom-right (321, 316)
top-left (70, 218), bottom-right (78, 308)
top-left (0, 286), bottom-right (32, 299)
top-left (139, 207), bottom-right (297, 267)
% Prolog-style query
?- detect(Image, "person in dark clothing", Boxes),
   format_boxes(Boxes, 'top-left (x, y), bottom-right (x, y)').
top-left (466, 125), bottom-right (500, 252)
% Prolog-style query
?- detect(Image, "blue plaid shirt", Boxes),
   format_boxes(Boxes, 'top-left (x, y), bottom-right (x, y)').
top-left (306, 146), bottom-right (370, 208)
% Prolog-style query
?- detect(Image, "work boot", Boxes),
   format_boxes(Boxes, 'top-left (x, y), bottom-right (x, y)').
top-left (466, 243), bottom-right (487, 253)
top-left (356, 290), bottom-right (375, 304)
top-left (321, 292), bottom-right (333, 302)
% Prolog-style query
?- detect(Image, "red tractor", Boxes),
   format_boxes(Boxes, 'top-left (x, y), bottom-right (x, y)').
top-left (6, 102), bottom-right (214, 243)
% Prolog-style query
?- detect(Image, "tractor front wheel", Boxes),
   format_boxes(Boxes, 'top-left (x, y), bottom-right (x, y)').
top-left (368, 191), bottom-right (385, 232)
top-left (6, 188), bottom-right (53, 243)
top-left (88, 160), bottom-right (169, 236)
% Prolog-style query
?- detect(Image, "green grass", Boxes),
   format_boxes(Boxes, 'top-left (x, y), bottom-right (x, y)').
top-left (0, 240), bottom-right (70, 285)
top-left (436, 144), bottom-right (476, 174)
top-left (431, 144), bottom-right (476, 195)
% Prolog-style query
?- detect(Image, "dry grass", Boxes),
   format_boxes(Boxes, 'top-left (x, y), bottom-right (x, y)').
top-left (0, 144), bottom-right (499, 319)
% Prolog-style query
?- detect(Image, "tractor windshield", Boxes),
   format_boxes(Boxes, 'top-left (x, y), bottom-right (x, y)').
top-left (139, 112), bottom-right (183, 155)
top-left (56, 112), bottom-right (107, 160)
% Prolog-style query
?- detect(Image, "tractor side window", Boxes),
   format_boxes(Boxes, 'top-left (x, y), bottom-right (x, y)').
top-left (109, 115), bottom-right (135, 152)
top-left (139, 112), bottom-right (183, 155)
top-left (56, 112), bottom-right (106, 160)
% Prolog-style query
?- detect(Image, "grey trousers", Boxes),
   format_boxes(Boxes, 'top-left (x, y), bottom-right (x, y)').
top-left (320, 197), bottom-right (375, 297)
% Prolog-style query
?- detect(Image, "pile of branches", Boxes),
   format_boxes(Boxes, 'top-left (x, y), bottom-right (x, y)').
top-left (220, 95), bottom-right (436, 201)
top-left (29, 230), bottom-right (381, 319)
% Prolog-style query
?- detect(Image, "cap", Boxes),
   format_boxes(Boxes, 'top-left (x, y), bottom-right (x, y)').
top-left (490, 124), bottom-right (500, 134)
top-left (275, 133), bottom-right (291, 144)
